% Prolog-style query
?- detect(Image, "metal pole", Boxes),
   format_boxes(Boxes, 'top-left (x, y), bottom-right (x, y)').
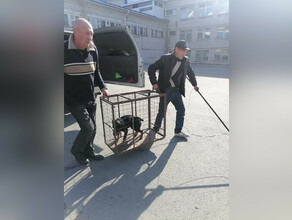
top-left (186, 76), bottom-right (229, 132)
top-left (197, 91), bottom-right (229, 132)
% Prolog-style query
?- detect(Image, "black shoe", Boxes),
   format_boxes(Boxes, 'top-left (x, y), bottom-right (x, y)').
top-left (71, 149), bottom-right (89, 165)
top-left (84, 152), bottom-right (104, 161)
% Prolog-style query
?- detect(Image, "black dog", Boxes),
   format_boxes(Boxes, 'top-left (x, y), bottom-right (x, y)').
top-left (113, 115), bottom-right (144, 143)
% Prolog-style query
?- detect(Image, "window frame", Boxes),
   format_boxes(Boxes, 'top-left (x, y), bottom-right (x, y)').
top-left (214, 49), bottom-right (229, 61)
top-left (197, 28), bottom-right (211, 41)
top-left (180, 5), bottom-right (194, 20)
top-left (165, 9), bottom-right (177, 16)
top-left (198, 3), bottom-right (213, 17)
top-left (216, 26), bottom-right (229, 39)
top-left (196, 49), bottom-right (209, 61)
top-left (180, 29), bottom-right (192, 42)
top-left (218, 0), bottom-right (229, 15)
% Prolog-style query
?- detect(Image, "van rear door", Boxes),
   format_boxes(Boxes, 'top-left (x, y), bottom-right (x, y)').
top-left (93, 26), bottom-right (144, 88)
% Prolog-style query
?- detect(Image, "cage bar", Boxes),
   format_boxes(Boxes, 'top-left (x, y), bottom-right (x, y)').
top-left (100, 89), bottom-right (166, 155)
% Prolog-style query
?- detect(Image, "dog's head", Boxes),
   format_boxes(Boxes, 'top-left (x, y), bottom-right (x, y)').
top-left (112, 118), bottom-right (124, 133)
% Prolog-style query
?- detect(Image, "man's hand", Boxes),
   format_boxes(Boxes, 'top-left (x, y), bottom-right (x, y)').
top-left (194, 86), bottom-right (199, 91)
top-left (101, 88), bottom-right (109, 98)
top-left (152, 84), bottom-right (159, 92)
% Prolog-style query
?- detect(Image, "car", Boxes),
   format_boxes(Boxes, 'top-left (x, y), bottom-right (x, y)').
top-left (64, 26), bottom-right (145, 89)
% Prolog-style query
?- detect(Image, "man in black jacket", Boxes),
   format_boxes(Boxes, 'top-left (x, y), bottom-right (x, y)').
top-left (148, 40), bottom-right (199, 138)
top-left (64, 18), bottom-right (109, 164)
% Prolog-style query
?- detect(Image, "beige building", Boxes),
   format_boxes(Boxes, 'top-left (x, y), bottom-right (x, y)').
top-left (64, 0), bottom-right (229, 65)
top-left (65, 0), bottom-right (168, 64)
top-left (164, 0), bottom-right (229, 64)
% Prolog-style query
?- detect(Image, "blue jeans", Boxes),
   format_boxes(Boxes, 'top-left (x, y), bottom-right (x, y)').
top-left (153, 87), bottom-right (185, 134)
top-left (66, 102), bottom-right (97, 155)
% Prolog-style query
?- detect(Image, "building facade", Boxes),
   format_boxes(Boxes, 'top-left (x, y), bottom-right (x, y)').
top-left (164, 0), bottom-right (229, 65)
top-left (65, 0), bottom-right (168, 64)
top-left (64, 0), bottom-right (229, 65)
top-left (123, 0), bottom-right (166, 18)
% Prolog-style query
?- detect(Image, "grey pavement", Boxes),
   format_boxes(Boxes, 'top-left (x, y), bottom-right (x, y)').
top-left (64, 65), bottom-right (229, 220)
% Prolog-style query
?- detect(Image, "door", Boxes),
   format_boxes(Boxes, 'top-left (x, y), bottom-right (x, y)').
top-left (93, 26), bottom-right (145, 88)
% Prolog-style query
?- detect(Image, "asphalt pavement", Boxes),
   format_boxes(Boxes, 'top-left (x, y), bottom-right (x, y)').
top-left (64, 65), bottom-right (229, 220)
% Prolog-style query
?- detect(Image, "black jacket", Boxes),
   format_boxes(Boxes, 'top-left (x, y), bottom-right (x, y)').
top-left (64, 35), bottom-right (106, 106)
top-left (148, 53), bottom-right (197, 96)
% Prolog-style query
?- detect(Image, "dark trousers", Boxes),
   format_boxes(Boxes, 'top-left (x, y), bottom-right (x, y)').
top-left (67, 102), bottom-right (97, 155)
top-left (153, 87), bottom-right (185, 134)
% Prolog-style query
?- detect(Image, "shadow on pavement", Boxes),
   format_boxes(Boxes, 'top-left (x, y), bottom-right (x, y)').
top-left (64, 137), bottom-right (182, 219)
top-left (64, 136), bottom-right (228, 219)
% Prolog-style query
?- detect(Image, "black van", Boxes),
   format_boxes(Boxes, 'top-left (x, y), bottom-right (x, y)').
top-left (64, 26), bottom-right (144, 88)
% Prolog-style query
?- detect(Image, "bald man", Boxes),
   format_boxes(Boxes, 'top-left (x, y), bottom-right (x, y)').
top-left (64, 18), bottom-right (109, 165)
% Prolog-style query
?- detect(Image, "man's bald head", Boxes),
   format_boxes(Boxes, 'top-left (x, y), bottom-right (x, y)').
top-left (72, 18), bottom-right (93, 50)
top-left (73, 18), bottom-right (93, 31)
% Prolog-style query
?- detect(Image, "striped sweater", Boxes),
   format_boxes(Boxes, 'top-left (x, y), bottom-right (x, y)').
top-left (64, 34), bottom-right (106, 106)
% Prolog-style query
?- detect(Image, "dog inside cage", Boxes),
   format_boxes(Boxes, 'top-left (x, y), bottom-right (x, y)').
top-left (100, 90), bottom-right (166, 155)
top-left (112, 115), bottom-right (144, 144)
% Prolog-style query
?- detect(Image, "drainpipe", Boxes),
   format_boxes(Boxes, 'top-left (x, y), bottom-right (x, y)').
top-left (124, 10), bottom-right (130, 26)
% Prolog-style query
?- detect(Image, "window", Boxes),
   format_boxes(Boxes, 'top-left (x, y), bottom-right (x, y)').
top-left (214, 49), bottom-right (229, 61)
top-left (169, 31), bottom-right (176, 36)
top-left (129, 25), bottom-right (148, 36)
top-left (64, 14), bottom-right (69, 27)
top-left (127, 0), bottom-right (152, 9)
top-left (197, 28), bottom-right (211, 40)
top-left (100, 20), bottom-right (105, 28)
top-left (165, 9), bottom-right (176, 16)
top-left (180, 30), bottom-right (192, 42)
top-left (196, 50), bottom-right (209, 61)
top-left (159, 3), bottom-right (163, 7)
top-left (218, 0), bottom-right (229, 14)
top-left (137, 27), bottom-right (142, 35)
top-left (140, 6), bottom-right (152, 12)
top-left (88, 17), bottom-right (101, 29)
top-left (143, 27), bottom-right (148, 36)
top-left (181, 6), bottom-right (194, 19)
top-left (133, 26), bottom-right (137, 35)
top-left (216, 27), bottom-right (229, 39)
top-left (199, 3), bottom-right (213, 17)
top-left (151, 29), bottom-right (164, 38)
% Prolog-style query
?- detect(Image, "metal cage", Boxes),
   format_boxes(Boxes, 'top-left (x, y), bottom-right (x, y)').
top-left (100, 90), bottom-right (166, 155)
